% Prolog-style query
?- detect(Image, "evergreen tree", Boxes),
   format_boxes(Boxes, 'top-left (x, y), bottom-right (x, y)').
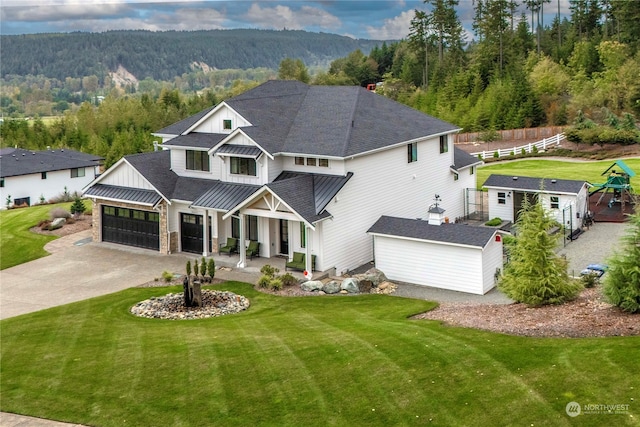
top-left (499, 194), bottom-right (582, 306)
top-left (603, 210), bottom-right (640, 313)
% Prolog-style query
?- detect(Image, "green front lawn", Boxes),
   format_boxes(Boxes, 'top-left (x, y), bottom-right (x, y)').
top-left (477, 158), bottom-right (640, 190)
top-left (1, 282), bottom-right (637, 426)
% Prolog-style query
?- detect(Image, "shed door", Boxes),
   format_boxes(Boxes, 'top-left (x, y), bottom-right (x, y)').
top-left (102, 206), bottom-right (160, 250)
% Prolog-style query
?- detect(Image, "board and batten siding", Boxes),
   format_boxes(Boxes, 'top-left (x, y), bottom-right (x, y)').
top-left (373, 235), bottom-right (485, 294)
top-left (321, 134), bottom-right (466, 275)
top-left (99, 161), bottom-right (155, 190)
top-left (191, 104), bottom-right (251, 134)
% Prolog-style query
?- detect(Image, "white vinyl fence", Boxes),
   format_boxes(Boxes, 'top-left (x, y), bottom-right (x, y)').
top-left (470, 133), bottom-right (566, 160)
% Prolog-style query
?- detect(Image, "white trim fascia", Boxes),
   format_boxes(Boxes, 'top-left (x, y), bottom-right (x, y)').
top-left (208, 129), bottom-right (274, 160)
top-left (222, 186), bottom-right (315, 230)
top-left (161, 144), bottom-right (210, 151)
top-left (183, 102), bottom-right (251, 135)
top-left (347, 129), bottom-right (461, 160)
top-left (368, 231), bottom-right (493, 250)
top-left (87, 195), bottom-right (156, 207)
top-left (152, 133), bottom-right (176, 140)
top-left (81, 156), bottom-right (128, 192)
top-left (483, 185), bottom-right (581, 196)
top-left (454, 160), bottom-right (484, 171)
top-left (275, 152), bottom-right (344, 161)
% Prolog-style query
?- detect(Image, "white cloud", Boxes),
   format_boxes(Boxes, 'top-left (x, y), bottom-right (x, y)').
top-left (365, 9), bottom-right (413, 40)
top-left (1, 3), bottom-right (128, 22)
top-left (245, 3), bottom-right (340, 31)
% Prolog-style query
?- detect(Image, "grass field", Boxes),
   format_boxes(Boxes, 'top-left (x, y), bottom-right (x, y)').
top-left (476, 158), bottom-right (640, 190)
top-left (1, 282), bottom-right (638, 427)
top-left (0, 201), bottom-right (91, 270)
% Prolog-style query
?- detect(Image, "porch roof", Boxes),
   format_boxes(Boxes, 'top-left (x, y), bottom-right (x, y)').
top-left (214, 144), bottom-right (263, 158)
top-left (191, 181), bottom-right (261, 211)
top-left (84, 184), bottom-right (162, 206)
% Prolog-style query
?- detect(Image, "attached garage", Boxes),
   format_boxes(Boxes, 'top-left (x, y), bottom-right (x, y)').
top-left (367, 215), bottom-right (503, 295)
top-left (102, 206), bottom-right (160, 250)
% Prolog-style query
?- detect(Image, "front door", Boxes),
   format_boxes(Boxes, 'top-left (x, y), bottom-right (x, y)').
top-left (279, 219), bottom-right (289, 255)
top-left (181, 213), bottom-right (203, 254)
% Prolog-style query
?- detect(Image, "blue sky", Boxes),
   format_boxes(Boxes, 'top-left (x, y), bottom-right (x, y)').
top-left (0, 1), bottom-right (572, 40)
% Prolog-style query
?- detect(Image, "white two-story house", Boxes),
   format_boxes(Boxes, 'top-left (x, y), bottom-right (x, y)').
top-left (83, 80), bottom-right (481, 275)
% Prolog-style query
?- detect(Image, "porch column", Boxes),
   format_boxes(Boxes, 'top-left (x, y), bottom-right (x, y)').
top-left (202, 209), bottom-right (211, 257)
top-left (237, 212), bottom-right (247, 268)
top-left (304, 224), bottom-right (312, 275)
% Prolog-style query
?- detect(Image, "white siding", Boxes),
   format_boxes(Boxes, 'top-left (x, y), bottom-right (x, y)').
top-left (481, 237), bottom-right (504, 293)
top-left (214, 135), bottom-right (266, 185)
top-left (170, 148), bottom-right (215, 180)
top-left (1, 168), bottom-right (96, 209)
top-left (373, 235), bottom-right (490, 295)
top-left (321, 133), bottom-right (466, 274)
top-left (190, 104), bottom-right (251, 134)
top-left (487, 189), bottom-right (515, 222)
top-left (98, 161), bottom-right (155, 190)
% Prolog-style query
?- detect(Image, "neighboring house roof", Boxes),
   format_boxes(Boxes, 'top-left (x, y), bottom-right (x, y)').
top-left (84, 184), bottom-right (163, 206)
top-left (191, 181), bottom-right (261, 211)
top-left (161, 133), bottom-right (227, 149)
top-left (483, 174), bottom-right (587, 195)
top-left (368, 215), bottom-right (497, 248)
top-left (0, 148), bottom-right (102, 178)
top-left (452, 147), bottom-right (483, 171)
top-left (156, 80), bottom-right (460, 159)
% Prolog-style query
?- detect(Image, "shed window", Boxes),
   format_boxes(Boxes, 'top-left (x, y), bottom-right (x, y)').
top-left (71, 168), bottom-right (85, 178)
top-left (439, 135), bottom-right (448, 154)
top-left (550, 196), bottom-right (560, 209)
top-left (407, 142), bottom-right (417, 163)
top-left (498, 192), bottom-right (506, 205)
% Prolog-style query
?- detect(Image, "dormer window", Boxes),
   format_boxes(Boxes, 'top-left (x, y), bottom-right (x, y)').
top-left (230, 157), bottom-right (256, 176)
top-left (186, 150), bottom-right (210, 172)
top-left (223, 119), bottom-right (232, 130)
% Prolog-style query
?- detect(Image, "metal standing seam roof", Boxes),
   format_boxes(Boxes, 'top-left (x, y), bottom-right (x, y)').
top-left (482, 174), bottom-right (587, 194)
top-left (83, 184), bottom-right (162, 206)
top-left (191, 181), bottom-right (261, 211)
top-left (367, 215), bottom-right (498, 248)
top-left (273, 171), bottom-right (353, 215)
top-left (214, 144), bottom-right (263, 158)
top-left (0, 148), bottom-right (102, 178)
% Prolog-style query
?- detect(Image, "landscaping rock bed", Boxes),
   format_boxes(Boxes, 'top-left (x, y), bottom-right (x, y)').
top-left (130, 290), bottom-right (250, 320)
top-left (415, 287), bottom-right (639, 338)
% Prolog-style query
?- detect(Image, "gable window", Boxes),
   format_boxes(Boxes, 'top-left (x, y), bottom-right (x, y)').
top-left (71, 168), bottom-right (85, 178)
top-left (295, 157), bottom-right (305, 165)
top-left (41, 172), bottom-right (47, 179)
top-left (230, 157), bottom-right (256, 176)
top-left (223, 119), bottom-right (232, 130)
top-left (300, 222), bottom-right (306, 248)
top-left (186, 150), bottom-right (210, 172)
top-left (319, 158), bottom-right (329, 167)
top-left (407, 142), bottom-right (417, 163)
top-left (498, 192), bottom-right (506, 205)
top-left (439, 135), bottom-right (448, 154)
top-left (550, 196), bottom-right (560, 209)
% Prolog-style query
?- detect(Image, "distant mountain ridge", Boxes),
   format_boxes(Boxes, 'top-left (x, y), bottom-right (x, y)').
top-left (1, 29), bottom-right (386, 81)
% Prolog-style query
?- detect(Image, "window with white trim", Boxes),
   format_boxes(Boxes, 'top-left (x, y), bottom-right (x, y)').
top-left (498, 192), bottom-right (506, 205)
top-left (223, 119), bottom-right (232, 130)
top-left (550, 196), bottom-right (560, 209)
top-left (295, 157), bottom-right (304, 165)
top-left (439, 135), bottom-right (448, 154)
top-left (186, 150), bottom-right (210, 171)
top-left (230, 157), bottom-right (256, 176)
top-left (407, 142), bottom-right (417, 163)
top-left (70, 168), bottom-right (85, 178)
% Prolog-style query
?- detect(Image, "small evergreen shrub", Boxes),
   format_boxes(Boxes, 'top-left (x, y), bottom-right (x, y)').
top-left (280, 273), bottom-right (298, 287)
top-left (581, 273), bottom-right (599, 288)
top-left (269, 277), bottom-right (283, 291)
top-left (257, 275), bottom-right (271, 288)
top-left (194, 259), bottom-right (199, 276)
top-left (70, 197), bottom-right (86, 216)
top-left (520, 148), bottom-right (526, 156)
top-left (162, 271), bottom-right (173, 282)
top-left (207, 259), bottom-right (216, 279)
top-left (493, 151), bottom-right (499, 158)
top-left (260, 265), bottom-right (279, 276)
top-left (485, 217), bottom-right (502, 226)
top-left (532, 145), bottom-right (539, 154)
top-left (201, 257), bottom-right (206, 275)
top-left (186, 261), bottom-right (192, 276)
top-left (603, 211), bottom-right (640, 313)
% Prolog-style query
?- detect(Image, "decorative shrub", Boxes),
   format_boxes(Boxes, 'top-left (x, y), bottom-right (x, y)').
top-left (269, 277), bottom-right (283, 291)
top-left (260, 264), bottom-right (279, 276)
top-left (485, 217), bottom-right (502, 226)
top-left (161, 271), bottom-right (173, 282)
top-left (280, 273), bottom-right (298, 287)
top-left (520, 148), bottom-right (526, 156)
top-left (532, 145), bottom-right (539, 154)
top-left (194, 259), bottom-right (199, 276)
top-left (257, 264), bottom-right (290, 290)
top-left (257, 275), bottom-right (271, 288)
top-left (207, 259), bottom-right (216, 279)
top-left (186, 260), bottom-right (192, 276)
top-left (493, 151), bottom-right (499, 158)
top-left (70, 197), bottom-right (86, 216)
top-left (581, 273), bottom-right (599, 288)
top-left (50, 207), bottom-right (71, 220)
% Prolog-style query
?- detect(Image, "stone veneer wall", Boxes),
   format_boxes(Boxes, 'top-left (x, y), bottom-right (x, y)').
top-left (91, 199), bottom-right (170, 254)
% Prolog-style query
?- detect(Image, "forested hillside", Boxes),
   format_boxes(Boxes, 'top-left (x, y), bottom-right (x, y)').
top-left (1, 29), bottom-right (383, 81)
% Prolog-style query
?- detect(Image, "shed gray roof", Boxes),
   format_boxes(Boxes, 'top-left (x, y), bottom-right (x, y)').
top-left (191, 181), bottom-right (260, 211)
top-left (0, 148), bottom-right (102, 178)
top-left (155, 80), bottom-right (459, 158)
top-left (483, 174), bottom-right (587, 194)
top-left (162, 133), bottom-right (226, 149)
top-left (367, 216), bottom-right (497, 248)
top-left (83, 184), bottom-right (162, 206)
top-left (214, 144), bottom-right (263, 158)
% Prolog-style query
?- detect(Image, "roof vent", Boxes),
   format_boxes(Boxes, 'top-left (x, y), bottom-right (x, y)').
top-left (512, 176), bottom-right (518, 180)
top-left (551, 179), bottom-right (557, 183)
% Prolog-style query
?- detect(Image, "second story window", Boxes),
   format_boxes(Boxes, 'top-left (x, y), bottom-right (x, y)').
top-left (295, 157), bottom-right (305, 165)
top-left (223, 119), bottom-right (232, 130)
top-left (230, 157), bottom-right (256, 176)
top-left (319, 158), bottom-right (329, 167)
top-left (407, 142), bottom-right (417, 163)
top-left (439, 135), bottom-right (448, 154)
top-left (186, 150), bottom-right (210, 172)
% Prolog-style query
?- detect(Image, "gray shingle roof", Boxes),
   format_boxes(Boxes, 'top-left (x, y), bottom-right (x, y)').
top-left (159, 80), bottom-right (459, 158)
top-left (483, 174), bottom-right (587, 194)
top-left (124, 151), bottom-right (178, 199)
top-left (162, 133), bottom-right (226, 149)
top-left (83, 184), bottom-right (162, 206)
top-left (0, 148), bottom-right (102, 178)
top-left (452, 147), bottom-right (482, 171)
top-left (155, 106), bottom-right (216, 135)
top-left (191, 181), bottom-right (260, 211)
top-left (367, 215), bottom-right (497, 248)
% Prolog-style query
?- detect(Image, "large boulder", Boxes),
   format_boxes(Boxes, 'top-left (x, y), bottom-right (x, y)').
top-left (322, 280), bottom-right (341, 294)
top-left (301, 280), bottom-right (323, 292)
top-left (340, 278), bottom-right (360, 293)
top-left (49, 217), bottom-right (66, 230)
top-left (361, 268), bottom-right (387, 287)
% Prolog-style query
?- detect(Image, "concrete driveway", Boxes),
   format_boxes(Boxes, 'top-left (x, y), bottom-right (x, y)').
top-left (0, 230), bottom-right (195, 320)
